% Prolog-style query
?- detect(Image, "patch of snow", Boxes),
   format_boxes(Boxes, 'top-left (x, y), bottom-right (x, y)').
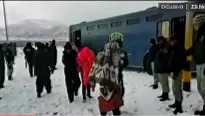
top-left (0, 47), bottom-right (201, 115)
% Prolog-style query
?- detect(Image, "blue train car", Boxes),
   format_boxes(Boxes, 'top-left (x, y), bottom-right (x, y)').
top-left (69, 6), bottom-right (187, 68)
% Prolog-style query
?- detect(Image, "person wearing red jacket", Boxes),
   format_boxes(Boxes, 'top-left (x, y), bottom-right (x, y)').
top-left (76, 44), bottom-right (95, 102)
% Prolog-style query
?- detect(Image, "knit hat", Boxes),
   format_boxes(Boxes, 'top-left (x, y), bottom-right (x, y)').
top-left (193, 14), bottom-right (205, 24)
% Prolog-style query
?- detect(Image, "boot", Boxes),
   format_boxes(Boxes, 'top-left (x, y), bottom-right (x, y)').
top-left (69, 99), bottom-right (74, 103)
top-left (195, 105), bottom-right (205, 115)
top-left (160, 92), bottom-right (169, 101)
top-left (0, 85), bottom-right (4, 89)
top-left (169, 100), bottom-right (177, 108)
top-left (87, 94), bottom-right (92, 99)
top-left (173, 101), bottom-right (183, 115)
top-left (37, 93), bottom-right (41, 98)
top-left (74, 91), bottom-right (78, 96)
top-left (47, 90), bottom-right (51, 94)
top-left (157, 92), bottom-right (164, 98)
top-left (8, 76), bottom-right (13, 81)
top-left (152, 84), bottom-right (158, 89)
top-left (83, 96), bottom-right (86, 103)
top-left (83, 99), bottom-right (86, 103)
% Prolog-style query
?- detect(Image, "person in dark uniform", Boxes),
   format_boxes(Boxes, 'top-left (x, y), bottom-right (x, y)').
top-left (0, 44), bottom-right (5, 89)
top-left (155, 37), bottom-right (171, 101)
top-left (168, 35), bottom-right (187, 115)
top-left (23, 42), bottom-right (36, 77)
top-left (62, 42), bottom-right (81, 103)
top-left (34, 43), bottom-right (52, 98)
top-left (49, 40), bottom-right (57, 71)
top-left (4, 44), bottom-right (15, 81)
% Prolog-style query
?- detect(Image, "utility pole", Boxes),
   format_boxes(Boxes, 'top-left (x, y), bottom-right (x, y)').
top-left (2, 0), bottom-right (9, 42)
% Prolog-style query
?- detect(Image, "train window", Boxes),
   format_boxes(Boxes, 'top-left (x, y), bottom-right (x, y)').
top-left (146, 14), bottom-right (162, 22)
top-left (111, 21), bottom-right (122, 27)
top-left (98, 24), bottom-right (107, 29)
top-left (87, 25), bottom-right (95, 31)
top-left (126, 18), bottom-right (140, 25)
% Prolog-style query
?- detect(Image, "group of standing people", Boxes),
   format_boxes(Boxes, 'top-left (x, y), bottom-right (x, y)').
top-left (61, 32), bottom-right (128, 116)
top-left (23, 40), bottom-right (57, 98)
top-left (146, 14), bottom-right (205, 115)
top-left (0, 40), bottom-right (58, 99)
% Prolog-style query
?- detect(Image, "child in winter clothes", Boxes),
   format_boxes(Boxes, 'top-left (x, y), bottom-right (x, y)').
top-left (77, 46), bottom-right (95, 102)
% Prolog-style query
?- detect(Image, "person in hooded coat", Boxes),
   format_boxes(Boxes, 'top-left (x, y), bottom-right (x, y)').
top-left (23, 42), bottom-right (36, 77)
top-left (4, 43), bottom-right (15, 81)
top-left (49, 40), bottom-right (57, 71)
top-left (62, 42), bottom-right (81, 103)
top-left (89, 33), bottom-right (128, 116)
top-left (0, 44), bottom-right (5, 89)
top-left (34, 43), bottom-right (52, 98)
top-left (76, 43), bottom-right (95, 102)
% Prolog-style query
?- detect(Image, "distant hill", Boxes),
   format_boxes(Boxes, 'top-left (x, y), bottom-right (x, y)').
top-left (0, 19), bottom-right (69, 41)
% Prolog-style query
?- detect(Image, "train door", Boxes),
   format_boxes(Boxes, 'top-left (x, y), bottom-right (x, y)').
top-left (74, 30), bottom-right (81, 47)
top-left (171, 16), bottom-right (186, 46)
top-left (156, 20), bottom-right (170, 39)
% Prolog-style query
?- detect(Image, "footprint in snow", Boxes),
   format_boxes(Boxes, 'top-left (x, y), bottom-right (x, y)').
top-left (87, 108), bottom-right (94, 113)
top-left (122, 111), bottom-right (135, 115)
top-left (52, 112), bottom-right (58, 115)
top-left (186, 93), bottom-right (191, 98)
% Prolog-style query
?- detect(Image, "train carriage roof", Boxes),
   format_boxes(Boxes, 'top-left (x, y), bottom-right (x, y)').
top-left (70, 6), bottom-right (160, 27)
top-left (69, 2), bottom-right (188, 28)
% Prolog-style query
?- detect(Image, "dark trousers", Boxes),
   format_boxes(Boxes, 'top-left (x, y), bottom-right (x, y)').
top-left (65, 70), bottom-right (81, 101)
top-left (100, 108), bottom-right (121, 116)
top-left (36, 75), bottom-right (52, 94)
top-left (82, 84), bottom-right (91, 100)
top-left (28, 63), bottom-right (33, 77)
top-left (73, 74), bottom-right (81, 95)
top-left (0, 75), bottom-right (4, 88)
top-left (65, 78), bottom-right (74, 101)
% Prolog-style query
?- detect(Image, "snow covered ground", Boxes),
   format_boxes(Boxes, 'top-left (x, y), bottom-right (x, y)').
top-left (0, 47), bottom-right (202, 115)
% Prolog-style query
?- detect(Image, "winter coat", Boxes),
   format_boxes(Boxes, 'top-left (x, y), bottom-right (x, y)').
top-left (62, 49), bottom-right (78, 76)
top-left (187, 23), bottom-right (205, 65)
top-left (23, 46), bottom-right (35, 64)
top-left (4, 48), bottom-right (14, 65)
top-left (33, 48), bottom-right (51, 77)
top-left (95, 42), bottom-right (128, 112)
top-left (154, 46), bottom-right (172, 73)
top-left (169, 44), bottom-right (187, 76)
top-left (0, 47), bottom-right (5, 83)
top-left (77, 47), bottom-right (95, 88)
top-left (148, 44), bottom-right (158, 62)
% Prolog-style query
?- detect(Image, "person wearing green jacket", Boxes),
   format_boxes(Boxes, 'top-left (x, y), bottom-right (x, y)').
top-left (186, 14), bottom-right (205, 115)
top-left (155, 36), bottom-right (172, 101)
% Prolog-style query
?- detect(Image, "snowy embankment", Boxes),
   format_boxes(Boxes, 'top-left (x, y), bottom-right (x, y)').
top-left (0, 47), bottom-right (201, 115)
